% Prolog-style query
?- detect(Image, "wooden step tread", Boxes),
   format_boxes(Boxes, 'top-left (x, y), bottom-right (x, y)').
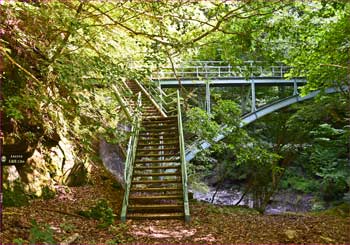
top-left (140, 128), bottom-right (177, 132)
top-left (142, 126), bottom-right (178, 130)
top-left (127, 213), bottom-right (184, 220)
top-left (133, 172), bottom-right (180, 177)
top-left (135, 159), bottom-right (179, 163)
top-left (139, 132), bottom-right (177, 136)
top-left (134, 165), bottom-right (180, 170)
top-left (138, 143), bottom-right (179, 147)
top-left (131, 187), bottom-right (182, 192)
top-left (138, 139), bottom-right (179, 143)
top-left (142, 121), bottom-right (177, 125)
top-left (143, 118), bottom-right (177, 123)
top-left (137, 148), bottom-right (179, 152)
top-left (129, 195), bottom-right (182, 200)
top-left (136, 153), bottom-right (179, 157)
top-left (138, 137), bottom-right (179, 141)
top-left (128, 204), bottom-right (183, 210)
top-left (139, 133), bottom-right (177, 136)
top-left (132, 179), bottom-right (181, 184)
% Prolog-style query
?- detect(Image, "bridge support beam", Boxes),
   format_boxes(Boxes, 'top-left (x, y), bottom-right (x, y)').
top-left (205, 81), bottom-right (211, 114)
top-left (251, 79), bottom-right (256, 112)
top-left (293, 79), bottom-right (299, 95)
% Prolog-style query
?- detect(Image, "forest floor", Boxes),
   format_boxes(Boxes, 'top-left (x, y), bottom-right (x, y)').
top-left (1, 165), bottom-right (349, 244)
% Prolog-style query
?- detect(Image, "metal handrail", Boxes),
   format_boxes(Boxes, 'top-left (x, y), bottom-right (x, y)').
top-left (146, 79), bottom-right (178, 115)
top-left (120, 92), bottom-right (142, 222)
top-left (177, 90), bottom-right (190, 222)
top-left (134, 79), bottom-right (167, 117)
top-left (112, 85), bottom-right (133, 122)
top-left (151, 62), bottom-right (292, 80)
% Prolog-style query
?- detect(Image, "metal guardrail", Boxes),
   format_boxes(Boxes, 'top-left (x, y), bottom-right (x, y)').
top-left (177, 90), bottom-right (190, 222)
top-left (151, 61), bottom-right (292, 80)
top-left (121, 92), bottom-right (142, 222)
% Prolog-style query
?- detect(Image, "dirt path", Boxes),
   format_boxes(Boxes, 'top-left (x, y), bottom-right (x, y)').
top-left (1, 167), bottom-right (349, 244)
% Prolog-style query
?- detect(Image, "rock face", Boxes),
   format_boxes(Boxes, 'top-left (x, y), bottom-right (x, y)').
top-left (99, 139), bottom-right (125, 185)
top-left (3, 137), bottom-right (76, 197)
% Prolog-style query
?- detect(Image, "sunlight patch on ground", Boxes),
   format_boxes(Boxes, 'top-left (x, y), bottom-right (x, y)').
top-left (129, 224), bottom-right (197, 239)
top-left (194, 233), bottom-right (217, 243)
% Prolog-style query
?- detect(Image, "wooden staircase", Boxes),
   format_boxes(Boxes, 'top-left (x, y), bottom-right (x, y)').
top-left (121, 80), bottom-right (189, 221)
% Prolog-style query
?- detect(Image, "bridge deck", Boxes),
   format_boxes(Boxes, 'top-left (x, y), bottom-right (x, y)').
top-left (153, 77), bottom-right (306, 87)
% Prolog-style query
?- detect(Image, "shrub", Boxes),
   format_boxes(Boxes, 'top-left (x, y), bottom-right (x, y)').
top-left (3, 181), bottom-right (29, 207)
top-left (78, 199), bottom-right (115, 227)
top-left (29, 220), bottom-right (55, 244)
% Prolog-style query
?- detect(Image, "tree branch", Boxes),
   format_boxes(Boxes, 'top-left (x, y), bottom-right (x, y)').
top-left (0, 47), bottom-right (41, 85)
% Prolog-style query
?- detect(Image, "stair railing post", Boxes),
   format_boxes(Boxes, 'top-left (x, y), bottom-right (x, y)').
top-left (293, 78), bottom-right (299, 96)
top-left (251, 79), bottom-right (256, 112)
top-left (121, 92), bottom-right (142, 222)
top-left (177, 90), bottom-right (190, 222)
top-left (205, 81), bottom-right (211, 114)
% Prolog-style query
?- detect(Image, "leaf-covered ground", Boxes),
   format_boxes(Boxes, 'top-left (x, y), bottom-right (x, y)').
top-left (1, 166), bottom-right (349, 244)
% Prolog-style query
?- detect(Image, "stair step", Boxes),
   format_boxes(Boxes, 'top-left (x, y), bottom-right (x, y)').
top-left (138, 140), bottom-right (179, 144)
top-left (142, 126), bottom-right (178, 130)
top-left (138, 137), bottom-right (178, 141)
top-left (142, 121), bottom-right (177, 125)
top-left (133, 172), bottom-right (180, 177)
top-left (137, 148), bottom-right (179, 152)
top-left (128, 204), bottom-right (183, 211)
top-left (134, 165), bottom-right (180, 170)
top-left (144, 109), bottom-right (158, 111)
top-left (129, 195), bottom-right (182, 200)
top-left (138, 143), bottom-right (179, 147)
top-left (140, 127), bottom-right (177, 132)
top-left (136, 153), bottom-right (179, 157)
top-left (127, 213), bottom-right (184, 220)
top-left (143, 117), bottom-right (177, 122)
top-left (131, 187), bottom-right (182, 192)
top-left (135, 159), bottom-right (179, 164)
top-left (132, 179), bottom-right (181, 184)
top-left (139, 131), bottom-right (177, 135)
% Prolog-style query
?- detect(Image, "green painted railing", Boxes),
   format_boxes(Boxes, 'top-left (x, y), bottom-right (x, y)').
top-left (112, 84), bottom-right (133, 122)
top-left (177, 90), bottom-right (190, 222)
top-left (120, 92), bottom-right (142, 222)
top-left (134, 79), bottom-right (167, 117)
top-left (146, 80), bottom-right (178, 116)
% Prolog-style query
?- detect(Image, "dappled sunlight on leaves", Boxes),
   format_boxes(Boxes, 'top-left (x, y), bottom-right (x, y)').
top-left (130, 224), bottom-right (197, 239)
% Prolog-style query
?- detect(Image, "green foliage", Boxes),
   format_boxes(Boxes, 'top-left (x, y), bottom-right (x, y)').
top-left (12, 238), bottom-right (26, 245)
top-left (60, 222), bottom-right (76, 232)
top-left (185, 107), bottom-right (220, 142)
top-left (185, 100), bottom-right (281, 211)
top-left (280, 172), bottom-right (320, 193)
top-left (318, 203), bottom-right (350, 218)
top-left (41, 186), bottom-right (56, 200)
top-left (3, 181), bottom-right (29, 207)
top-left (78, 199), bottom-right (115, 228)
top-left (105, 223), bottom-right (134, 244)
top-left (29, 220), bottom-right (55, 245)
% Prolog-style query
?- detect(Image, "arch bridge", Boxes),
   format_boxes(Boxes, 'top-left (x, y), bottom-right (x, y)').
top-left (148, 61), bottom-right (346, 161)
top-left (151, 61), bottom-right (306, 114)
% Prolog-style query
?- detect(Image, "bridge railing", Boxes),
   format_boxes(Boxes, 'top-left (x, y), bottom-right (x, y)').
top-left (151, 61), bottom-right (291, 80)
